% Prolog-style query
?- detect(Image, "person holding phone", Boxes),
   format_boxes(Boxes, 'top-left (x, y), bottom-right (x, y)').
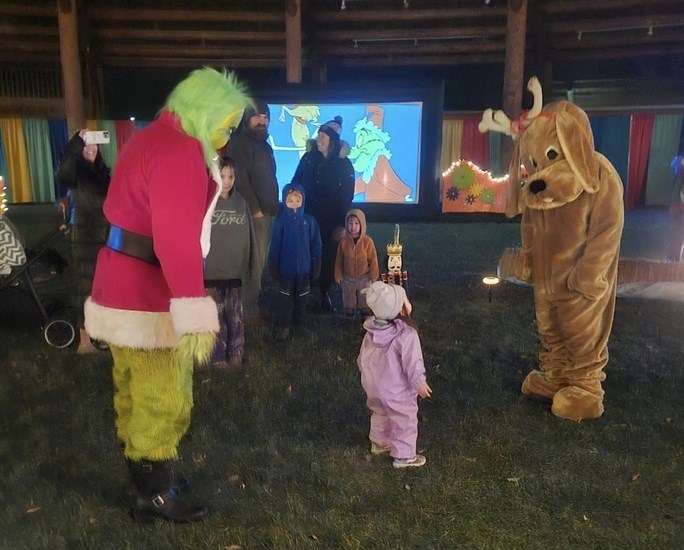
top-left (57, 129), bottom-right (111, 354)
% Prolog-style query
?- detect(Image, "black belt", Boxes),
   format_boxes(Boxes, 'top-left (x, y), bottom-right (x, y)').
top-left (106, 225), bottom-right (159, 266)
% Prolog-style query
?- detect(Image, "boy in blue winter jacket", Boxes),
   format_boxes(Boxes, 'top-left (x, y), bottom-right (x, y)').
top-left (268, 183), bottom-right (322, 341)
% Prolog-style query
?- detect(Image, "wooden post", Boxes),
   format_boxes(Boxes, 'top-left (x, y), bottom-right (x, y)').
top-left (57, 0), bottom-right (85, 134)
top-left (285, 0), bottom-right (302, 84)
top-left (501, 0), bottom-right (528, 172)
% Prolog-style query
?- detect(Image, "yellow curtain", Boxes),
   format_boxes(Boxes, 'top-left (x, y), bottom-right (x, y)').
top-left (0, 118), bottom-right (33, 202)
top-left (441, 119), bottom-right (463, 175)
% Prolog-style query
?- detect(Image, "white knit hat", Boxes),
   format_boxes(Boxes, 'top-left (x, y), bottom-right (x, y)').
top-left (362, 281), bottom-right (406, 321)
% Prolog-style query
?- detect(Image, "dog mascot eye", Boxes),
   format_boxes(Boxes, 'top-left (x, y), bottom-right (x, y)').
top-left (546, 147), bottom-right (559, 160)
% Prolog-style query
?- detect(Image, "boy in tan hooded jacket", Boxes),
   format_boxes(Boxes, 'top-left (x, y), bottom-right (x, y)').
top-left (335, 209), bottom-right (380, 317)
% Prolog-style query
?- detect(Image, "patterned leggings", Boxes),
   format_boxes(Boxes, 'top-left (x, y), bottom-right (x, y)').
top-left (206, 284), bottom-right (244, 364)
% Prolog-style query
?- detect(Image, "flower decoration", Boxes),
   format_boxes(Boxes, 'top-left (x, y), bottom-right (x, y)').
top-left (450, 164), bottom-right (475, 190)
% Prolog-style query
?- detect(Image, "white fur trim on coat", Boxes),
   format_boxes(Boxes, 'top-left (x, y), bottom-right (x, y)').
top-left (169, 296), bottom-right (220, 335)
top-left (201, 164), bottom-right (222, 258)
top-left (84, 298), bottom-right (179, 349)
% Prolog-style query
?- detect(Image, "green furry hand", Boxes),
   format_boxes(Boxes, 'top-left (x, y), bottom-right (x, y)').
top-left (177, 332), bottom-right (217, 366)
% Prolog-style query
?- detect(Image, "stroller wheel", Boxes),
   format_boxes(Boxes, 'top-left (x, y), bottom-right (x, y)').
top-left (44, 319), bottom-right (76, 349)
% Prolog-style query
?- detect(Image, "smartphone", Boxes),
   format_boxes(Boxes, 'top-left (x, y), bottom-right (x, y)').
top-left (84, 130), bottom-right (110, 145)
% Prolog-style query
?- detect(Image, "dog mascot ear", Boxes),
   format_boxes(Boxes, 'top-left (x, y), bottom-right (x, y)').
top-left (555, 102), bottom-right (601, 194)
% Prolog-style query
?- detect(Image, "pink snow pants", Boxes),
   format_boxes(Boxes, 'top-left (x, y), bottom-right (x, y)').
top-left (364, 389), bottom-right (419, 460)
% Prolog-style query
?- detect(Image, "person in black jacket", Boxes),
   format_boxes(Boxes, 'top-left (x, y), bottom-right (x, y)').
top-left (57, 129), bottom-right (110, 353)
top-left (226, 99), bottom-right (279, 322)
top-left (291, 116), bottom-right (355, 311)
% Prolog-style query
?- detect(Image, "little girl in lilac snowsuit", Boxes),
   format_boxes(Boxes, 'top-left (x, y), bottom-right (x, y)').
top-left (357, 281), bottom-right (432, 468)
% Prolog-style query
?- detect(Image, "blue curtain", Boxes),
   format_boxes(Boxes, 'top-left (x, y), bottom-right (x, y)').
top-left (590, 115), bottom-right (630, 185)
top-left (645, 114), bottom-right (684, 205)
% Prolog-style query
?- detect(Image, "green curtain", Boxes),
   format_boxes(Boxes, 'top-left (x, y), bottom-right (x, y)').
top-left (645, 114), bottom-right (684, 205)
top-left (22, 118), bottom-right (56, 203)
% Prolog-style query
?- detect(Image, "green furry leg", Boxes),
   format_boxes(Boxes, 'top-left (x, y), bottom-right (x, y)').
top-left (110, 345), bottom-right (194, 461)
top-left (177, 332), bottom-right (217, 366)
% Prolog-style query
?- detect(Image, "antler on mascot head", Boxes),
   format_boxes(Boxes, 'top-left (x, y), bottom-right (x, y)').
top-left (478, 76), bottom-right (543, 217)
top-left (165, 68), bottom-right (253, 168)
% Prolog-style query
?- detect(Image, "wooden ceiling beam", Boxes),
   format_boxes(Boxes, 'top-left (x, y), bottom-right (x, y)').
top-left (317, 25), bottom-right (507, 42)
top-left (331, 52), bottom-right (506, 68)
top-left (89, 7), bottom-right (285, 25)
top-left (553, 30), bottom-right (684, 50)
top-left (98, 56), bottom-right (287, 69)
top-left (95, 28), bottom-right (285, 42)
top-left (541, 0), bottom-right (683, 15)
top-left (0, 4), bottom-right (55, 17)
top-left (1, 39), bottom-right (58, 53)
top-left (311, 6), bottom-right (508, 22)
top-left (545, 14), bottom-right (684, 33)
top-left (553, 44), bottom-right (684, 61)
top-left (322, 40), bottom-right (506, 56)
top-left (0, 24), bottom-right (58, 37)
top-left (98, 43), bottom-right (288, 59)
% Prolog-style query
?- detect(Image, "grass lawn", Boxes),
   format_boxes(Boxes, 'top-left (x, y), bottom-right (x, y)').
top-left (1, 209), bottom-right (682, 549)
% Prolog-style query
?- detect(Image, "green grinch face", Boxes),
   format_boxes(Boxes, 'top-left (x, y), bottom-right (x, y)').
top-left (348, 127), bottom-right (385, 173)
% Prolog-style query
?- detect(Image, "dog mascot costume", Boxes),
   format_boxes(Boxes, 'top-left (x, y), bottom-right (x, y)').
top-left (85, 68), bottom-right (251, 522)
top-left (480, 77), bottom-right (624, 421)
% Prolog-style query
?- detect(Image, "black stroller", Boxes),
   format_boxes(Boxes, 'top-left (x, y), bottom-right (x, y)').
top-left (0, 216), bottom-right (76, 348)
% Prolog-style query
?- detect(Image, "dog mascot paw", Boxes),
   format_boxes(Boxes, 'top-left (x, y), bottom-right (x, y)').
top-left (480, 76), bottom-right (624, 421)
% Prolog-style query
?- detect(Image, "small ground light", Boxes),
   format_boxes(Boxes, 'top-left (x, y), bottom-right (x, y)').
top-left (482, 275), bottom-right (500, 302)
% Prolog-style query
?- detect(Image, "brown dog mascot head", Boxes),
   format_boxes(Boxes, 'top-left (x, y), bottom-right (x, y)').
top-left (480, 77), bottom-right (602, 217)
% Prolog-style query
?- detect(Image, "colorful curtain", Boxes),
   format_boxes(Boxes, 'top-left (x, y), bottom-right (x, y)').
top-left (22, 118), bottom-right (56, 203)
top-left (0, 118), bottom-right (33, 202)
top-left (626, 114), bottom-right (655, 209)
top-left (645, 114), bottom-right (684, 206)
top-left (114, 119), bottom-right (136, 152)
top-left (460, 118), bottom-right (489, 170)
top-left (488, 132), bottom-right (502, 176)
top-left (440, 119), bottom-right (464, 174)
top-left (590, 115), bottom-right (630, 185)
top-left (0, 117), bottom-right (142, 204)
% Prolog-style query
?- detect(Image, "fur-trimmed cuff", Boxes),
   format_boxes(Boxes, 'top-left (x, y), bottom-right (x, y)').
top-left (169, 296), bottom-right (219, 335)
top-left (84, 298), bottom-right (179, 349)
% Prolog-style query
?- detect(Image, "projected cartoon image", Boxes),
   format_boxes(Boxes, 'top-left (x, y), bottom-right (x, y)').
top-left (269, 102), bottom-right (422, 204)
top-left (350, 105), bottom-right (413, 203)
top-left (277, 105), bottom-right (321, 158)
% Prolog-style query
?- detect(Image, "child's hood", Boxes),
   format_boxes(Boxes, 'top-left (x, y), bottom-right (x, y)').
top-left (281, 182), bottom-right (306, 209)
top-left (345, 208), bottom-right (367, 238)
top-left (362, 318), bottom-right (402, 347)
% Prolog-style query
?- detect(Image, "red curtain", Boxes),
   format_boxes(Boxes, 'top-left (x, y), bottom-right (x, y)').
top-left (626, 114), bottom-right (655, 209)
top-left (114, 119), bottom-right (136, 151)
top-left (460, 118), bottom-right (490, 169)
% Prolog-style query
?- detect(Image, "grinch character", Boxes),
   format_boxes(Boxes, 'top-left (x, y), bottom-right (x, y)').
top-left (480, 76), bottom-right (624, 421)
top-left (85, 68), bottom-right (252, 522)
top-left (381, 224), bottom-right (408, 292)
top-left (349, 105), bottom-right (412, 203)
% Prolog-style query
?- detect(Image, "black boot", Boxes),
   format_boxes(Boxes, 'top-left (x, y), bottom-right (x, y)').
top-left (127, 459), bottom-right (208, 523)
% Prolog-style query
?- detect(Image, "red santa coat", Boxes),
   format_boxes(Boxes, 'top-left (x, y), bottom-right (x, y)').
top-left (85, 110), bottom-right (219, 349)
